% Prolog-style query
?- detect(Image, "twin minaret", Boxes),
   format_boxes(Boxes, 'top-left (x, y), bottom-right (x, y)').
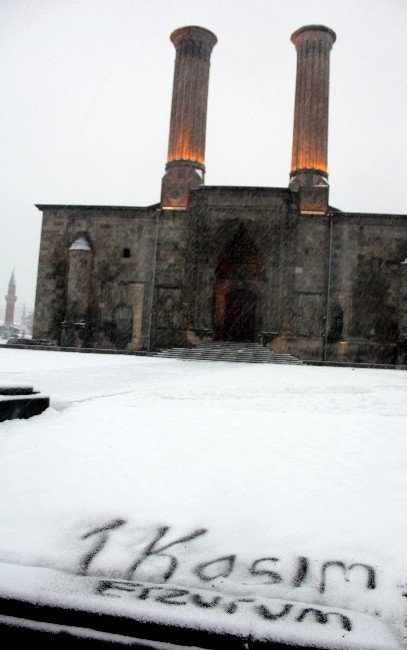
top-left (161, 26), bottom-right (217, 210)
top-left (289, 25), bottom-right (336, 213)
top-left (161, 24), bottom-right (336, 212)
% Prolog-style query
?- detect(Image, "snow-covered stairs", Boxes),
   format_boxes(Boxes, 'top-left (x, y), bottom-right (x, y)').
top-left (156, 342), bottom-right (303, 364)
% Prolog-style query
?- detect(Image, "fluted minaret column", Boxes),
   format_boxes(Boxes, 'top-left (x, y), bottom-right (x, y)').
top-left (161, 26), bottom-right (217, 210)
top-left (289, 25), bottom-right (336, 214)
top-left (4, 270), bottom-right (17, 326)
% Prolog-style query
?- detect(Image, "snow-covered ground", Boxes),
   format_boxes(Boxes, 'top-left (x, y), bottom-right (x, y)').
top-left (0, 348), bottom-right (406, 648)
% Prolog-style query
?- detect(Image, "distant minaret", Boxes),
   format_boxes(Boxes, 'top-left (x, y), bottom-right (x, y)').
top-left (5, 270), bottom-right (17, 326)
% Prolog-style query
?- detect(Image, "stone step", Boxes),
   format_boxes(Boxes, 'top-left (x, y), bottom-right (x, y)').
top-left (158, 354), bottom-right (302, 365)
top-left (0, 389), bottom-right (50, 422)
top-left (156, 343), bottom-right (302, 365)
top-left (0, 386), bottom-right (37, 396)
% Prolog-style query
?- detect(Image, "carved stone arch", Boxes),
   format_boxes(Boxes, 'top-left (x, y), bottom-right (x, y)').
top-left (211, 219), bottom-right (269, 271)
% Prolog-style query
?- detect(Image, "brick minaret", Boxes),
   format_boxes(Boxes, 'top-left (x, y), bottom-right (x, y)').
top-left (289, 25), bottom-right (336, 214)
top-left (4, 270), bottom-right (17, 326)
top-left (161, 26), bottom-right (217, 210)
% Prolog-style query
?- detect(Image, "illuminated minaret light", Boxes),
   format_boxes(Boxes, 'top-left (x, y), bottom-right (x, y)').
top-left (289, 25), bottom-right (336, 214)
top-left (161, 26), bottom-right (217, 210)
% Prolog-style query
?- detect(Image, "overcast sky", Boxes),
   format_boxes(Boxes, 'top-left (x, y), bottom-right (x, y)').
top-left (1, 0), bottom-right (407, 318)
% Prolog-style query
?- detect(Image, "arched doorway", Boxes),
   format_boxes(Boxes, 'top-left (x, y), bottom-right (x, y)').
top-left (214, 225), bottom-right (265, 342)
top-left (224, 289), bottom-right (257, 341)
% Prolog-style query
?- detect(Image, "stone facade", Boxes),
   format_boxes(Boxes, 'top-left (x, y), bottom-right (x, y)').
top-left (33, 25), bottom-right (407, 365)
top-left (33, 189), bottom-right (407, 364)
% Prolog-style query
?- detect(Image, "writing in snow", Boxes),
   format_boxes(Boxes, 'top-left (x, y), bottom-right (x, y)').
top-left (77, 519), bottom-right (377, 602)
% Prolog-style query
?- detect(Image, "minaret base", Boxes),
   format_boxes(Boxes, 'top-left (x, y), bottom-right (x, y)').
top-left (161, 163), bottom-right (204, 210)
top-left (290, 170), bottom-right (329, 214)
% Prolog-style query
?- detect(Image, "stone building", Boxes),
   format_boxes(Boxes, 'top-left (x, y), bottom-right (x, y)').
top-left (33, 25), bottom-right (407, 365)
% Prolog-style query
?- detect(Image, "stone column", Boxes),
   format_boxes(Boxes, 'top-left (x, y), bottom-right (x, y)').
top-left (289, 25), bottom-right (336, 214)
top-left (63, 235), bottom-right (93, 347)
top-left (161, 26), bottom-right (217, 210)
top-left (129, 283), bottom-right (145, 350)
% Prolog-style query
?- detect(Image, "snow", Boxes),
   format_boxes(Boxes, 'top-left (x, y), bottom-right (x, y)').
top-left (69, 235), bottom-right (92, 251)
top-left (0, 348), bottom-right (406, 647)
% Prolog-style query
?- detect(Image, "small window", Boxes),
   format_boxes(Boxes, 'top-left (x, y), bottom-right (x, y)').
top-left (122, 248), bottom-right (131, 259)
top-left (371, 258), bottom-right (380, 270)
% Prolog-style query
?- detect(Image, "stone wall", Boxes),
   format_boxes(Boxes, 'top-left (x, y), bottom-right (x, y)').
top-left (33, 190), bottom-right (407, 364)
top-left (329, 213), bottom-right (407, 364)
top-left (34, 205), bottom-right (158, 350)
